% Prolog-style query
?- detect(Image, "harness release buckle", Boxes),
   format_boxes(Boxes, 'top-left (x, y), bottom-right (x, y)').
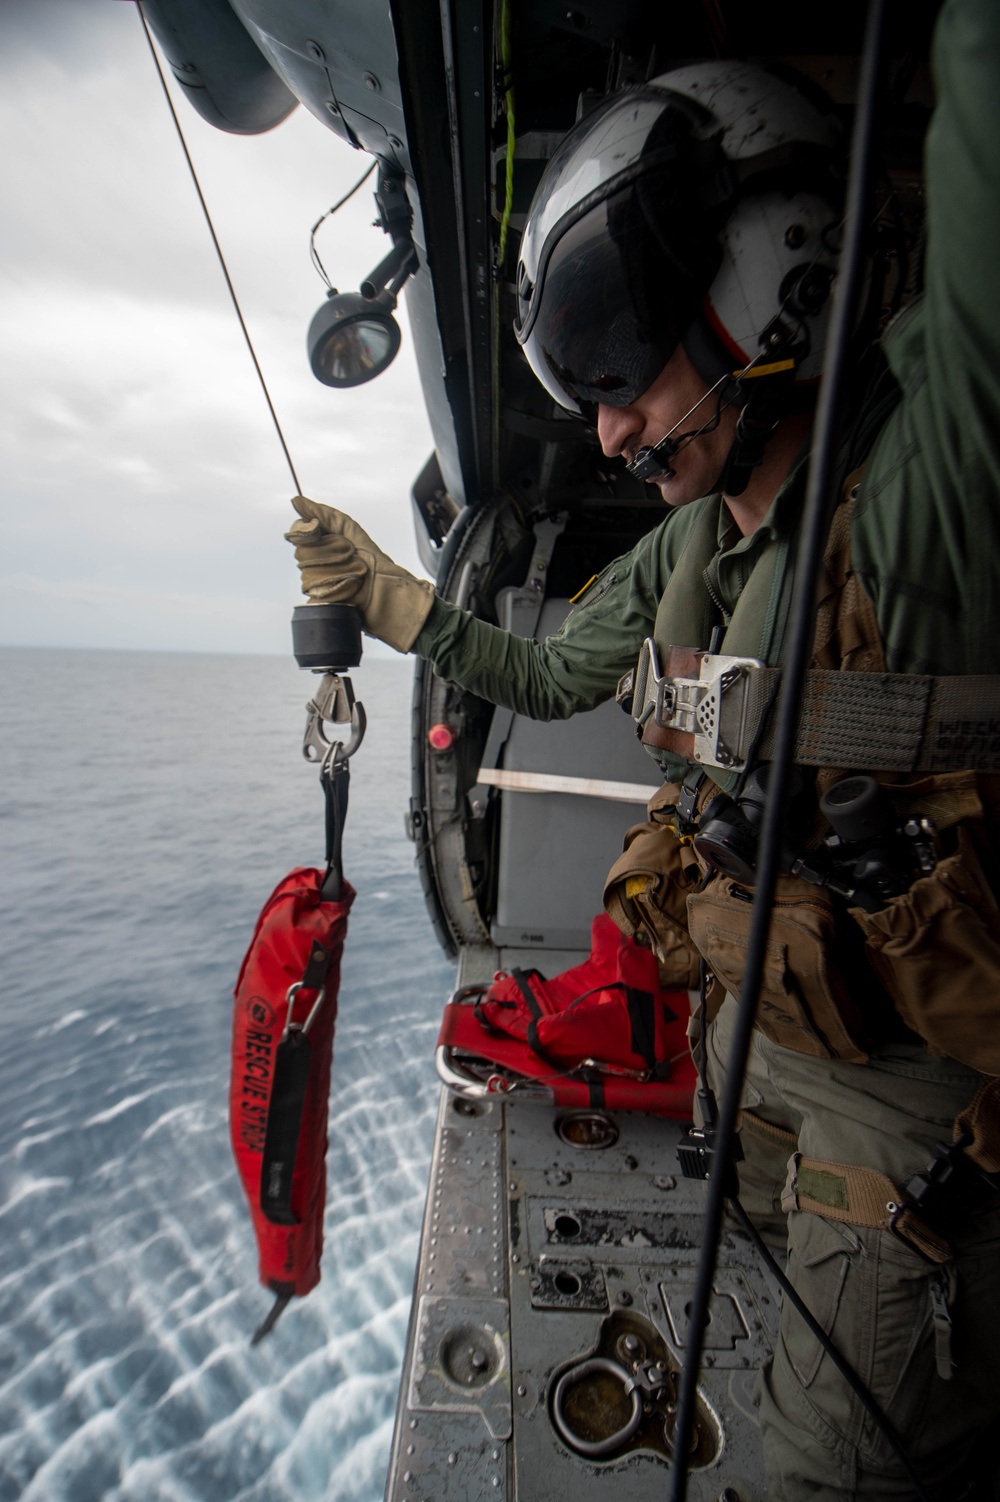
top-left (622, 639), bottom-right (766, 772)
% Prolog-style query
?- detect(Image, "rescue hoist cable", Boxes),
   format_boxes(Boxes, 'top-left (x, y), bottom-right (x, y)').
top-left (135, 1), bottom-right (303, 495)
top-left (138, 3), bottom-right (369, 1351)
top-left (665, 3), bottom-right (908, 1497)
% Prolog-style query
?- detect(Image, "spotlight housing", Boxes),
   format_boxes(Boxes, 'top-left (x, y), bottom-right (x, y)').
top-left (307, 290), bottom-right (402, 388)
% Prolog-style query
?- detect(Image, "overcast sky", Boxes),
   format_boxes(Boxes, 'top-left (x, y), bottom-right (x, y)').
top-left (0, 0), bottom-right (435, 655)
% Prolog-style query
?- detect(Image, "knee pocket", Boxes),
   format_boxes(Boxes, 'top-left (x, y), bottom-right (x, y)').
top-left (776, 1215), bottom-right (936, 1465)
top-left (782, 1215), bottom-right (857, 1391)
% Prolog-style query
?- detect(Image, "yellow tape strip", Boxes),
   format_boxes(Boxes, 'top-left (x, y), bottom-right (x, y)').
top-left (734, 359), bottom-right (796, 379)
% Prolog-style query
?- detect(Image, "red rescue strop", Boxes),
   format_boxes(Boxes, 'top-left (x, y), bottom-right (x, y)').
top-left (229, 866), bottom-right (354, 1335)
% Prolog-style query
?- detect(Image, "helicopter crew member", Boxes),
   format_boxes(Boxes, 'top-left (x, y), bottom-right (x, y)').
top-left (286, 0), bottom-right (1000, 1494)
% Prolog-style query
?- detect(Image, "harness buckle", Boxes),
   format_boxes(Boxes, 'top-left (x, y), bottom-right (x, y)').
top-left (623, 638), bottom-right (766, 772)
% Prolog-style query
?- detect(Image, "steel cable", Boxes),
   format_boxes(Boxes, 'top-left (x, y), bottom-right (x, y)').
top-left (136, 1), bottom-right (303, 494)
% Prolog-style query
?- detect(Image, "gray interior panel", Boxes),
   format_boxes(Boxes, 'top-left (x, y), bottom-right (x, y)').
top-left (491, 598), bottom-right (659, 950)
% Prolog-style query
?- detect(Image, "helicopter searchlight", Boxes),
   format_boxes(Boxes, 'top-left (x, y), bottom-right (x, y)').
top-left (307, 166), bottom-right (417, 389)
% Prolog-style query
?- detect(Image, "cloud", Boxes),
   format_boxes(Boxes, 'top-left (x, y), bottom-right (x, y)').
top-left (0, 0), bottom-right (436, 654)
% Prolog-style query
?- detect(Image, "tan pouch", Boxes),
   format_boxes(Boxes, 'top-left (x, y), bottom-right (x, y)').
top-left (603, 783), bottom-right (703, 989)
top-left (686, 873), bottom-right (870, 1062)
top-left (850, 826), bottom-right (1000, 1074)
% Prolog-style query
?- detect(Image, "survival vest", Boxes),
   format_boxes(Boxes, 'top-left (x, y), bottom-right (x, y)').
top-left (606, 474), bottom-right (1000, 1074)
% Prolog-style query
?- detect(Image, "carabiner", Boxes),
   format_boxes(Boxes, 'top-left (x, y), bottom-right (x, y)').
top-left (303, 671), bottom-right (367, 768)
top-left (281, 979), bottom-right (326, 1042)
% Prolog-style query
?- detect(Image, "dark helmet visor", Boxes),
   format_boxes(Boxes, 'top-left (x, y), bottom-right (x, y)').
top-left (516, 182), bottom-right (711, 416)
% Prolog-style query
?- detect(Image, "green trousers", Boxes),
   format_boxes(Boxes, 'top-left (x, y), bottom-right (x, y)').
top-left (705, 996), bottom-right (1000, 1500)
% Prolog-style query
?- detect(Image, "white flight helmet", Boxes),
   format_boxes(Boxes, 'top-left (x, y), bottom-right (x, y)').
top-left (514, 61), bottom-right (845, 420)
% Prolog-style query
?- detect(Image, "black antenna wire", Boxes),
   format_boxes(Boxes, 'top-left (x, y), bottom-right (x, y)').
top-left (667, 3), bottom-right (890, 1497)
top-left (310, 162), bottom-right (377, 290)
top-left (136, 2), bottom-right (303, 495)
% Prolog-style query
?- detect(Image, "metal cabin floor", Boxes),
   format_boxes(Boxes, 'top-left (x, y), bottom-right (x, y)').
top-left (385, 1080), bottom-right (778, 1502)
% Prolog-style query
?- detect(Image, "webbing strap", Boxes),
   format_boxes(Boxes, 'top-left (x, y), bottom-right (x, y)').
top-left (320, 763), bottom-right (349, 901)
top-left (737, 1108), bottom-right (799, 1153)
top-left (954, 1077), bottom-right (1000, 1175)
top-left (781, 1151), bottom-right (952, 1264)
top-left (511, 969), bottom-right (565, 1077)
top-left (752, 670), bottom-right (1000, 772)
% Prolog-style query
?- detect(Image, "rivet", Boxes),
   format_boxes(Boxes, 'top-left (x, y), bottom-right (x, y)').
top-left (517, 1383), bottom-right (527, 1397)
top-left (617, 1290), bottom-right (633, 1306)
top-left (448, 1453), bottom-right (457, 1465)
top-left (363, 72), bottom-right (381, 91)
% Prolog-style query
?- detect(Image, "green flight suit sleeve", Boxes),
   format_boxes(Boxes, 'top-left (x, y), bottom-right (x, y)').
top-left (412, 523), bottom-right (670, 720)
top-left (854, 0), bottom-right (1000, 675)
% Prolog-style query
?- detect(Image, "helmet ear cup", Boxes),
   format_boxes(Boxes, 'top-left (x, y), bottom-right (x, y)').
top-left (780, 264), bottom-right (834, 318)
top-left (701, 191), bottom-right (843, 385)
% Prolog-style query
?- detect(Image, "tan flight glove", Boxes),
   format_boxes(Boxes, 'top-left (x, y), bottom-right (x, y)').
top-left (285, 494), bottom-right (435, 654)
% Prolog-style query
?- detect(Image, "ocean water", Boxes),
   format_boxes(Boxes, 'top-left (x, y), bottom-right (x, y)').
top-left (0, 647), bottom-right (455, 1502)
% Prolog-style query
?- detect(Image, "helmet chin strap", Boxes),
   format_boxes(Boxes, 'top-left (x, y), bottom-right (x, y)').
top-left (714, 390), bottom-right (783, 497)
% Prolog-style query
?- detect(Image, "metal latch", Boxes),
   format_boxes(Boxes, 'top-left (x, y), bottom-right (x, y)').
top-left (303, 671), bottom-right (367, 774)
top-left (619, 638), bottom-right (766, 772)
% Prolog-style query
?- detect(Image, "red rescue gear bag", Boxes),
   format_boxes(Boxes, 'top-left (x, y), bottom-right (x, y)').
top-left (439, 914), bottom-right (696, 1114)
top-left (229, 867), bottom-right (354, 1310)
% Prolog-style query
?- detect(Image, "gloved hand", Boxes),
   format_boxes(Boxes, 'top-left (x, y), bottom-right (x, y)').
top-left (285, 494), bottom-right (435, 653)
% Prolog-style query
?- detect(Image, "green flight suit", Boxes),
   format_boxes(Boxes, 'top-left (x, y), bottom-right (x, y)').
top-left (414, 0), bottom-right (1000, 1493)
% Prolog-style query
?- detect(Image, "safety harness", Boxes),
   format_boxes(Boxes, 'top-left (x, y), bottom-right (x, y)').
top-left (618, 470), bottom-right (1000, 781)
top-left (623, 648), bottom-right (1000, 777)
